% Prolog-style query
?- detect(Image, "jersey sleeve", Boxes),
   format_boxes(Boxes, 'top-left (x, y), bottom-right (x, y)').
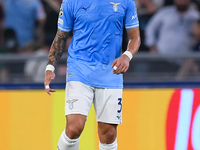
top-left (125, 0), bottom-right (139, 29)
top-left (58, 0), bottom-right (73, 32)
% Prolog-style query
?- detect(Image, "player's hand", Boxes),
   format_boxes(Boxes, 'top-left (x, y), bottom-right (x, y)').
top-left (111, 54), bottom-right (130, 75)
top-left (44, 70), bottom-right (56, 95)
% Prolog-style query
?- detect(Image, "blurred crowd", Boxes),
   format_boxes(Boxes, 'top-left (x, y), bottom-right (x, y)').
top-left (0, 0), bottom-right (200, 83)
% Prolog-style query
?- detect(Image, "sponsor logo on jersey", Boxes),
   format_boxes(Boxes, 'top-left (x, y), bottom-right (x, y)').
top-left (66, 99), bottom-right (78, 110)
top-left (59, 7), bottom-right (63, 17)
top-left (81, 6), bottom-right (90, 11)
top-left (132, 14), bottom-right (137, 19)
top-left (68, 73), bottom-right (72, 77)
top-left (132, 7), bottom-right (138, 19)
top-left (109, 2), bottom-right (121, 12)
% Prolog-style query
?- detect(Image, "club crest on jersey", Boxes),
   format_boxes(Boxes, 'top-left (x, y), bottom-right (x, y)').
top-left (66, 99), bottom-right (78, 110)
top-left (109, 2), bottom-right (121, 12)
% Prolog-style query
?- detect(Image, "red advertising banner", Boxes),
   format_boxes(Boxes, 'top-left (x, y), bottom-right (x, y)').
top-left (167, 89), bottom-right (200, 150)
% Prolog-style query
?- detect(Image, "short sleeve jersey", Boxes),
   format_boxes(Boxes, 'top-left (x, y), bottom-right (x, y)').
top-left (58, 0), bottom-right (139, 88)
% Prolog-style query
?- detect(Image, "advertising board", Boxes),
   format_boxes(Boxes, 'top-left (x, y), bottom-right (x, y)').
top-left (0, 88), bottom-right (199, 150)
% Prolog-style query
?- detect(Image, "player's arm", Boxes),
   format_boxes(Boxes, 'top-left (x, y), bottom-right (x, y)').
top-left (44, 29), bottom-right (70, 95)
top-left (112, 27), bottom-right (141, 74)
top-left (126, 27), bottom-right (141, 57)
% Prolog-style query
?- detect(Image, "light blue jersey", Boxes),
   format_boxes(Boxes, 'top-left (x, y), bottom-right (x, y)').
top-left (58, 0), bottom-right (139, 88)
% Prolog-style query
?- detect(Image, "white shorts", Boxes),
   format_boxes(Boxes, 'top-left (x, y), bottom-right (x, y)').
top-left (65, 81), bottom-right (123, 124)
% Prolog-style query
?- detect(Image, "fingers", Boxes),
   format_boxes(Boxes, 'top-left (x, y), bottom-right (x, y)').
top-left (113, 65), bottom-right (118, 71)
top-left (45, 84), bottom-right (56, 95)
top-left (45, 85), bottom-right (56, 95)
top-left (111, 59), bottom-right (117, 68)
top-left (120, 65), bottom-right (128, 74)
top-left (45, 85), bottom-right (50, 90)
top-left (112, 56), bottom-right (130, 74)
top-left (112, 59), bottom-right (120, 73)
top-left (113, 64), bottom-right (121, 74)
top-left (113, 65), bottom-right (128, 74)
top-left (44, 71), bottom-right (56, 95)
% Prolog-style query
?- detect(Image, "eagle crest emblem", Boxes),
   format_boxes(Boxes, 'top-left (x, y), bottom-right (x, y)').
top-left (109, 2), bottom-right (121, 12)
top-left (66, 99), bottom-right (78, 110)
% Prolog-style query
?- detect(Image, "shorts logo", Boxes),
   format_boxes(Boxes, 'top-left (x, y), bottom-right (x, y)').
top-left (116, 115), bottom-right (121, 119)
top-left (109, 2), bottom-right (121, 12)
top-left (67, 99), bottom-right (78, 110)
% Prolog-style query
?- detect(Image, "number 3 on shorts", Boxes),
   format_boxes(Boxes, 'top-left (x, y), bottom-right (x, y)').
top-left (117, 98), bottom-right (122, 113)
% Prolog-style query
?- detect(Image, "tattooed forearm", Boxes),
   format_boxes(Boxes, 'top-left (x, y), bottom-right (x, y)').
top-left (48, 29), bottom-right (69, 66)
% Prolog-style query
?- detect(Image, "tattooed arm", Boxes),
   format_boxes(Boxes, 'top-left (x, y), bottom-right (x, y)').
top-left (48, 29), bottom-right (69, 66)
top-left (44, 29), bottom-right (70, 95)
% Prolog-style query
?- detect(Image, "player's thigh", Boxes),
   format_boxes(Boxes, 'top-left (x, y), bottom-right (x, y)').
top-left (65, 81), bottom-right (94, 116)
top-left (94, 88), bottom-right (123, 124)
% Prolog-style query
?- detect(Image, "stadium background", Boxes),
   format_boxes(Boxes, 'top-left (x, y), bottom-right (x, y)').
top-left (1, 85), bottom-right (200, 150)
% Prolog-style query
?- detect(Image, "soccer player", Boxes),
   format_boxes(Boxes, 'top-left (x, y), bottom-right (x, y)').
top-left (44, 0), bottom-right (140, 149)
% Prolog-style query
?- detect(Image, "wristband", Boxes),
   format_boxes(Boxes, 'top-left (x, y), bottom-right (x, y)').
top-left (45, 64), bottom-right (55, 73)
top-left (123, 51), bottom-right (133, 60)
